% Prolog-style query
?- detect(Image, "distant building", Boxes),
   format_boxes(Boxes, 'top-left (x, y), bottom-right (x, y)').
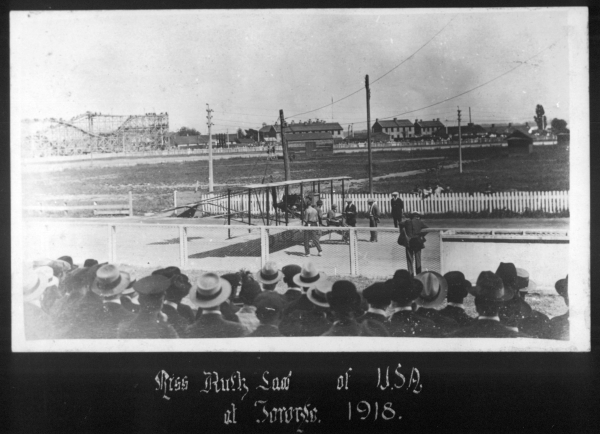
top-left (259, 121), bottom-right (343, 142)
top-left (372, 118), bottom-right (414, 140)
top-left (346, 132), bottom-right (391, 143)
top-left (447, 123), bottom-right (487, 138)
top-left (235, 137), bottom-right (257, 146)
top-left (506, 130), bottom-right (534, 155)
top-left (414, 119), bottom-right (445, 137)
top-left (286, 133), bottom-right (334, 159)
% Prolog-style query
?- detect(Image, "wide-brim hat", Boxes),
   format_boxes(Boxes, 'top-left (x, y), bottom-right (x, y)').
top-left (555, 276), bottom-right (568, 297)
top-left (362, 282), bottom-right (392, 306)
top-left (133, 275), bottom-right (171, 296)
top-left (411, 211), bottom-right (422, 217)
top-left (23, 267), bottom-right (55, 302)
top-left (515, 268), bottom-right (537, 292)
top-left (292, 262), bottom-right (329, 290)
top-left (443, 271), bottom-right (473, 297)
top-left (495, 262), bottom-right (518, 291)
top-left (254, 261), bottom-right (284, 285)
top-left (415, 271), bottom-right (448, 308)
top-left (91, 264), bottom-right (132, 297)
top-left (388, 274), bottom-right (422, 305)
top-left (470, 271), bottom-right (514, 301)
top-left (187, 273), bottom-right (232, 309)
top-left (391, 192), bottom-right (399, 196)
top-left (326, 280), bottom-right (361, 312)
top-left (307, 282), bottom-right (333, 308)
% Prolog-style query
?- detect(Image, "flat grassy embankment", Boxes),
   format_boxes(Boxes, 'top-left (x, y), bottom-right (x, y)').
top-left (24, 146), bottom-right (569, 214)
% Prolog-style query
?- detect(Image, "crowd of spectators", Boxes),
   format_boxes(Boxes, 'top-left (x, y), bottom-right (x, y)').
top-left (22, 255), bottom-right (569, 341)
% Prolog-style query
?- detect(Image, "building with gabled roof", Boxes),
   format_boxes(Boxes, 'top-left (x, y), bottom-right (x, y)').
top-left (372, 118), bottom-right (415, 140)
top-left (414, 119), bottom-right (446, 136)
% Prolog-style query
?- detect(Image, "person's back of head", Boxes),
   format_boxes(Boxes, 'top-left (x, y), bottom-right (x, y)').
top-left (165, 274), bottom-right (191, 303)
top-left (282, 264), bottom-right (302, 288)
top-left (444, 271), bottom-right (471, 304)
top-left (254, 292), bottom-right (285, 325)
top-left (239, 278), bottom-right (262, 306)
top-left (327, 280), bottom-right (361, 319)
top-left (362, 282), bottom-right (392, 310)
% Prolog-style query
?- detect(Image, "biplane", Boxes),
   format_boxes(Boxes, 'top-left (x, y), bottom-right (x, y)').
top-left (162, 176), bottom-right (352, 227)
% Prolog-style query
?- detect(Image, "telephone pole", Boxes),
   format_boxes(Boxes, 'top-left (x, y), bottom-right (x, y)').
top-left (469, 107), bottom-right (472, 124)
top-left (458, 107), bottom-right (463, 174)
top-left (280, 109), bottom-right (291, 181)
top-left (206, 104), bottom-right (214, 192)
top-left (365, 75), bottom-right (373, 194)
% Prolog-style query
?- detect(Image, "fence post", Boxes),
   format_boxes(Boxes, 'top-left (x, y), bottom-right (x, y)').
top-left (260, 226), bottom-right (269, 266)
top-left (179, 225), bottom-right (188, 269)
top-left (128, 191), bottom-right (133, 216)
top-left (173, 190), bottom-right (177, 210)
top-left (108, 224), bottom-right (117, 262)
top-left (349, 228), bottom-right (358, 275)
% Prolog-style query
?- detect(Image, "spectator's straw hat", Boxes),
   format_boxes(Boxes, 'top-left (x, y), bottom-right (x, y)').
top-left (515, 268), bottom-right (537, 293)
top-left (414, 271), bottom-right (448, 308)
top-left (367, 198), bottom-right (375, 203)
top-left (292, 262), bottom-right (329, 290)
top-left (91, 264), bottom-right (132, 297)
top-left (23, 266), bottom-right (56, 302)
top-left (187, 272), bottom-right (232, 309)
top-left (254, 261), bottom-right (284, 285)
top-left (307, 282), bottom-right (333, 308)
top-left (391, 192), bottom-right (399, 196)
top-left (469, 271), bottom-right (514, 301)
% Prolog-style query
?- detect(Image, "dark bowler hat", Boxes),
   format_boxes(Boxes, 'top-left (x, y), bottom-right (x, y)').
top-left (415, 271), bottom-right (448, 308)
top-left (58, 256), bottom-right (75, 269)
top-left (470, 271), bottom-right (514, 301)
top-left (555, 275), bottom-right (568, 297)
top-left (254, 291), bottom-right (286, 315)
top-left (83, 259), bottom-right (99, 268)
top-left (187, 273), bottom-right (232, 309)
top-left (166, 274), bottom-right (192, 300)
top-left (91, 264), bottom-right (132, 297)
top-left (239, 279), bottom-right (262, 305)
top-left (282, 264), bottom-right (302, 281)
top-left (152, 266), bottom-right (181, 279)
top-left (444, 271), bottom-right (472, 298)
top-left (362, 282), bottom-right (392, 306)
top-left (326, 280), bottom-right (361, 312)
top-left (495, 262), bottom-right (518, 291)
top-left (133, 275), bottom-right (171, 296)
top-left (388, 271), bottom-right (421, 305)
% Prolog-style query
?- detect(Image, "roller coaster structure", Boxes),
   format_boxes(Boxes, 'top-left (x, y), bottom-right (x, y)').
top-left (21, 112), bottom-right (169, 157)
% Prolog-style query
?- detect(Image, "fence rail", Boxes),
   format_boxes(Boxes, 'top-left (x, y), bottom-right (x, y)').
top-left (193, 191), bottom-right (569, 216)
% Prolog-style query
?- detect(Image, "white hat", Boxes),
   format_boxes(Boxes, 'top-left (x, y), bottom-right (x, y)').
top-left (516, 268), bottom-right (537, 292)
top-left (91, 264), bottom-right (132, 297)
top-left (187, 272), bottom-right (232, 309)
top-left (254, 261), bottom-right (284, 285)
top-left (292, 262), bottom-right (329, 290)
top-left (392, 192), bottom-right (399, 196)
top-left (307, 284), bottom-right (333, 308)
top-left (23, 266), bottom-right (57, 303)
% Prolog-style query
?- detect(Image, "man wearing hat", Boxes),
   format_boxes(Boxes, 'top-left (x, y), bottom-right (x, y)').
top-left (496, 263), bottom-right (549, 337)
top-left (450, 272), bottom-right (529, 338)
top-left (439, 271), bottom-right (475, 327)
top-left (23, 266), bottom-right (57, 340)
top-left (387, 270), bottom-right (438, 337)
top-left (219, 272), bottom-right (243, 322)
top-left (546, 276), bottom-right (569, 340)
top-left (236, 277), bottom-right (262, 335)
top-left (281, 264), bottom-right (303, 305)
top-left (322, 280), bottom-right (380, 336)
top-left (90, 264), bottom-right (136, 339)
top-left (344, 199), bottom-right (357, 227)
top-left (367, 198), bottom-right (380, 242)
top-left (255, 261), bottom-right (284, 291)
top-left (303, 203), bottom-right (323, 257)
top-left (279, 263), bottom-right (333, 337)
top-left (390, 192), bottom-right (404, 228)
top-left (248, 292), bottom-right (287, 337)
top-left (117, 275), bottom-right (179, 339)
top-left (399, 212), bottom-right (428, 276)
top-left (161, 274), bottom-right (194, 336)
top-left (183, 273), bottom-right (246, 338)
top-left (120, 280), bottom-right (141, 314)
top-left (413, 271), bottom-right (459, 333)
top-left (357, 282), bottom-right (391, 326)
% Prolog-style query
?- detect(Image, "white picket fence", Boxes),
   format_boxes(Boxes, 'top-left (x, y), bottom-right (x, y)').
top-left (194, 191), bottom-right (569, 216)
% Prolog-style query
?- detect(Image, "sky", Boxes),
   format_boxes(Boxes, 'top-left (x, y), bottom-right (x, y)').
top-left (12, 8), bottom-right (573, 134)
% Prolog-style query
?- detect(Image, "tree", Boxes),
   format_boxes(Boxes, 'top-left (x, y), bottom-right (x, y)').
top-left (177, 126), bottom-right (200, 136)
top-left (533, 104), bottom-right (547, 130)
top-left (550, 118), bottom-right (569, 134)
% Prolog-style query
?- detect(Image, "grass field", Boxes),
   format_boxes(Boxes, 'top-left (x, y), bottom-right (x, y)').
top-left (24, 146), bottom-right (569, 214)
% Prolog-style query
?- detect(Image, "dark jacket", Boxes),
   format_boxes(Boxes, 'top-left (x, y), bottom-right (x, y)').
top-left (388, 310), bottom-right (438, 337)
top-left (450, 319), bottom-right (530, 338)
top-left (357, 311), bottom-right (387, 324)
top-left (177, 303), bottom-right (196, 324)
top-left (402, 218), bottom-right (428, 238)
top-left (545, 312), bottom-right (569, 340)
top-left (439, 305), bottom-right (475, 327)
top-left (415, 307), bottom-right (460, 333)
top-left (280, 294), bottom-right (332, 337)
top-left (391, 197), bottom-right (404, 218)
top-left (500, 298), bottom-right (550, 338)
top-left (248, 324), bottom-right (283, 337)
top-left (194, 301), bottom-right (240, 322)
top-left (93, 301), bottom-right (137, 339)
top-left (283, 289), bottom-right (303, 306)
top-left (117, 312), bottom-right (179, 339)
top-left (120, 295), bottom-right (140, 314)
top-left (344, 203), bottom-right (357, 226)
top-left (24, 302), bottom-right (55, 340)
top-left (367, 203), bottom-right (380, 220)
top-left (322, 319), bottom-right (364, 336)
top-left (184, 313), bottom-right (246, 338)
top-left (162, 303), bottom-right (192, 336)
top-left (58, 291), bottom-right (104, 339)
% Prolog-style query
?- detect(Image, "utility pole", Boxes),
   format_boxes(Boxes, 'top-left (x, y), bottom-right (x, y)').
top-left (365, 75), bottom-right (373, 194)
top-left (206, 104), bottom-right (214, 192)
top-left (458, 107), bottom-right (463, 174)
top-left (469, 107), bottom-right (472, 124)
top-left (280, 109), bottom-right (291, 181)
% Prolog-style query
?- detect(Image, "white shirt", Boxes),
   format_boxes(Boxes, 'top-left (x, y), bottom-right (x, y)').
top-left (477, 315), bottom-right (500, 322)
top-left (163, 301), bottom-right (178, 310)
top-left (389, 306), bottom-right (413, 315)
top-left (447, 302), bottom-right (465, 309)
top-left (367, 307), bottom-right (388, 317)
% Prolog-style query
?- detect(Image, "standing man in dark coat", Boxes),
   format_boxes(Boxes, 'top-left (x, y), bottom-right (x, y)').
top-left (344, 199), bottom-right (357, 227)
top-left (439, 271), bottom-right (475, 327)
top-left (184, 273), bottom-right (246, 338)
top-left (118, 275), bottom-right (179, 339)
top-left (399, 211), bottom-right (428, 276)
top-left (90, 264), bottom-right (136, 339)
top-left (367, 198), bottom-right (380, 242)
top-left (450, 272), bottom-right (529, 338)
top-left (390, 192), bottom-right (404, 228)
